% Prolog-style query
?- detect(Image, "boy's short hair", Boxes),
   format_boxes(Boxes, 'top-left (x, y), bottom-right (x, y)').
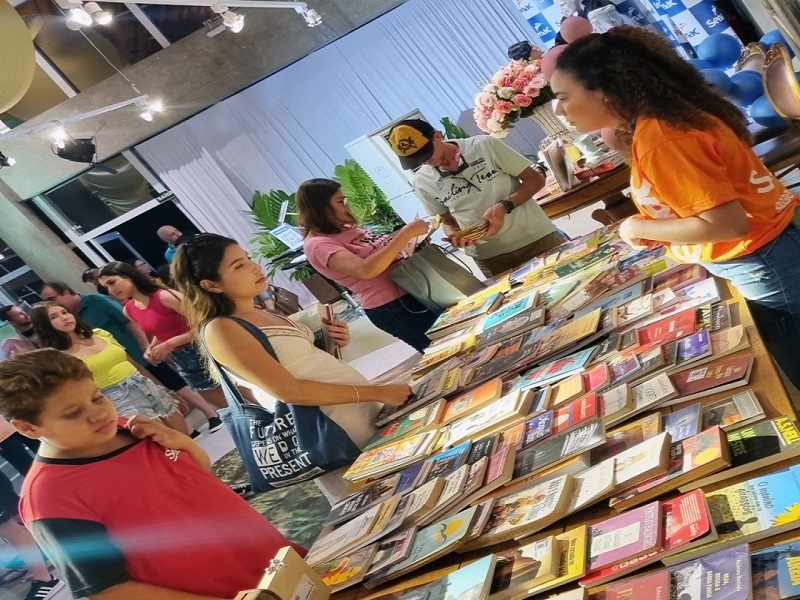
top-left (0, 350), bottom-right (91, 423)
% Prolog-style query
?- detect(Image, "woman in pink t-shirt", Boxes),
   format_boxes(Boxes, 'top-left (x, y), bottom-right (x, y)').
top-left (297, 179), bottom-right (440, 352)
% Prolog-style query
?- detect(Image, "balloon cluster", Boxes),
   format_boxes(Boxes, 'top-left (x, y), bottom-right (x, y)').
top-left (689, 30), bottom-right (792, 128)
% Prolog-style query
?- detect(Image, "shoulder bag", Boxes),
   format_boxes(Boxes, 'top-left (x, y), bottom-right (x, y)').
top-left (201, 316), bottom-right (360, 492)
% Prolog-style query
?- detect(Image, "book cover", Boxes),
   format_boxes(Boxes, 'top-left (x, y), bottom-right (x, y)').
top-left (709, 325), bottom-right (750, 360)
top-left (611, 426), bottom-right (730, 512)
top-left (617, 293), bottom-right (654, 326)
top-left (551, 374), bottom-right (587, 408)
top-left (667, 544), bottom-right (751, 600)
top-left (631, 372), bottom-right (679, 410)
top-left (394, 461), bottom-right (431, 495)
top-left (364, 399), bottom-right (445, 451)
top-left (701, 390), bottom-right (764, 431)
top-left (583, 362), bottom-right (611, 392)
top-left (652, 263), bottom-right (707, 292)
top-left (599, 383), bottom-right (633, 422)
top-left (673, 329), bottom-right (713, 369)
top-left (401, 478), bottom-right (446, 526)
top-left (421, 441), bottom-right (471, 484)
top-left (663, 403), bottom-right (702, 444)
top-left (669, 354), bottom-right (755, 403)
top-left (440, 378), bottom-right (504, 425)
top-left (417, 464), bottom-right (470, 527)
top-left (466, 433), bottom-right (500, 466)
top-left (574, 281), bottom-right (647, 319)
top-left (593, 412), bottom-right (662, 463)
top-left (521, 410), bottom-right (554, 449)
top-left (566, 458), bottom-right (618, 514)
top-left (375, 554), bottom-right (498, 600)
top-left (514, 346), bottom-right (597, 391)
top-left (680, 416), bottom-right (800, 493)
top-left (444, 390), bottom-right (534, 448)
top-left (609, 353), bottom-right (642, 385)
top-left (588, 500), bottom-right (663, 572)
top-left (325, 473), bottom-right (401, 527)
top-left (365, 505), bottom-right (479, 586)
top-left (477, 307), bottom-right (545, 347)
top-left (751, 540), bottom-right (800, 600)
top-left (490, 535), bottom-right (559, 599)
top-left (427, 293), bottom-right (503, 337)
top-left (474, 474), bottom-right (574, 546)
top-left (314, 544), bottom-right (378, 593)
top-left (531, 310), bottom-right (602, 361)
top-left (343, 431), bottom-right (439, 481)
top-left (636, 308), bottom-right (697, 347)
top-left (612, 430), bottom-right (672, 490)
top-left (512, 419), bottom-right (605, 482)
top-left (477, 293), bottom-right (539, 333)
top-left (553, 394), bottom-right (599, 434)
top-left (663, 465), bottom-right (800, 566)
top-left (605, 569), bottom-right (670, 600)
top-left (365, 527), bottom-right (416, 578)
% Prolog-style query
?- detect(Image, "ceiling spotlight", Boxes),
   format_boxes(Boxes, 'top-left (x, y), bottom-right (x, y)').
top-left (67, 8), bottom-right (93, 28)
top-left (84, 2), bottom-right (113, 25)
top-left (222, 10), bottom-right (245, 32)
top-left (0, 152), bottom-right (15, 168)
top-left (137, 98), bottom-right (163, 121)
top-left (302, 8), bottom-right (322, 27)
top-left (52, 126), bottom-right (69, 149)
top-left (53, 138), bottom-right (97, 164)
top-left (140, 109), bottom-right (154, 121)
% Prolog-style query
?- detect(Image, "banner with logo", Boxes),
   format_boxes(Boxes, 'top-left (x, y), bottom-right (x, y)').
top-left (513, 0), bottom-right (740, 53)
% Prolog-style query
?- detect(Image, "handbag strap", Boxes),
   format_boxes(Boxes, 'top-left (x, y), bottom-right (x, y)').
top-left (201, 316), bottom-right (280, 413)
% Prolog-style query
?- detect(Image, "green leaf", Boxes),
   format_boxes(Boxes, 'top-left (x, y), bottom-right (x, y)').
top-left (440, 116), bottom-right (469, 140)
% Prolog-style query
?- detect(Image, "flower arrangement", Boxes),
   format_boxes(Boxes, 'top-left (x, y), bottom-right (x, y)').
top-left (473, 58), bottom-right (555, 138)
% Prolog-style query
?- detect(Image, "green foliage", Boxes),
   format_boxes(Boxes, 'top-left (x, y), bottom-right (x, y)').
top-left (440, 116), bottom-right (469, 139)
top-left (333, 159), bottom-right (402, 232)
top-left (247, 189), bottom-right (311, 280)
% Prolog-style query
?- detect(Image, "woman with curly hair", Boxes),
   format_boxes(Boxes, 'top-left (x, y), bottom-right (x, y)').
top-left (550, 26), bottom-right (800, 389)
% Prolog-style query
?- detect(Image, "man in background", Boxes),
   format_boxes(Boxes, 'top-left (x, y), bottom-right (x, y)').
top-left (0, 305), bottom-right (39, 347)
top-left (156, 225), bottom-right (183, 264)
top-left (388, 118), bottom-right (564, 276)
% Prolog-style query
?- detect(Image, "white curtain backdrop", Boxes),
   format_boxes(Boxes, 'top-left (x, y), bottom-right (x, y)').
top-left (136, 0), bottom-right (545, 299)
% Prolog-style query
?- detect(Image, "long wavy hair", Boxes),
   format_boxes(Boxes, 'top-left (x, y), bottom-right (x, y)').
top-left (170, 233), bottom-right (239, 336)
top-left (296, 178), bottom-right (357, 236)
top-left (30, 301), bottom-right (94, 351)
top-left (554, 26), bottom-right (751, 152)
top-left (97, 261), bottom-right (164, 297)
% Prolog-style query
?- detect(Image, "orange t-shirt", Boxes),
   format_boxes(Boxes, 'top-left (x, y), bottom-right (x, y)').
top-left (630, 117), bottom-right (798, 263)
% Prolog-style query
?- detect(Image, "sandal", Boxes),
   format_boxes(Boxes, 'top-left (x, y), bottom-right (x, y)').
top-left (0, 567), bottom-right (28, 584)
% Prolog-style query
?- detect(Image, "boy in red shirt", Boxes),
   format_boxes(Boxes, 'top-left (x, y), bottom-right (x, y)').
top-left (0, 349), bottom-right (304, 599)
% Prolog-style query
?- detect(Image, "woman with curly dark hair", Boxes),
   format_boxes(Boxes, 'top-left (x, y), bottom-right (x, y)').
top-left (550, 26), bottom-right (800, 389)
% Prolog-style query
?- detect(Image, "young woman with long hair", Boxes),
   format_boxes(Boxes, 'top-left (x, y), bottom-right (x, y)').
top-left (550, 26), bottom-right (800, 389)
top-left (170, 233), bottom-right (413, 503)
top-left (96, 262), bottom-right (227, 429)
top-left (30, 302), bottom-right (192, 434)
top-left (296, 178), bottom-right (441, 353)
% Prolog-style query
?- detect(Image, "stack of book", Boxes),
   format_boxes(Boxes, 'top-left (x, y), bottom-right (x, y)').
top-left (301, 223), bottom-right (800, 600)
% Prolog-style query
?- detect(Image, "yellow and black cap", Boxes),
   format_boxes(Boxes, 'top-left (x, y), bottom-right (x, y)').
top-left (388, 119), bottom-right (436, 170)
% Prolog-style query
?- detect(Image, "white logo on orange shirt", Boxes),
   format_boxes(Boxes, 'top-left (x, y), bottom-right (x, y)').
top-left (631, 178), bottom-right (676, 220)
top-left (776, 191), bottom-right (796, 213)
top-left (669, 244), bottom-right (703, 263)
top-left (750, 170), bottom-right (775, 194)
top-left (165, 449), bottom-right (181, 461)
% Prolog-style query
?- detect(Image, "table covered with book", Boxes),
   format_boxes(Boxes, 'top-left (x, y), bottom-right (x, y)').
top-left (298, 223), bottom-right (800, 600)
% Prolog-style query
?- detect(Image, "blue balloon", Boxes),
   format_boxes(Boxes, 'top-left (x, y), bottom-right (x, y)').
top-left (750, 95), bottom-right (786, 127)
top-left (760, 29), bottom-right (795, 57)
top-left (687, 58), bottom-right (713, 71)
top-left (701, 68), bottom-right (733, 94)
top-left (697, 34), bottom-right (743, 69)
top-left (728, 71), bottom-right (764, 105)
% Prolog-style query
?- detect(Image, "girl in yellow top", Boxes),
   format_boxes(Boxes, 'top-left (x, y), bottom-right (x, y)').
top-left (30, 302), bottom-right (190, 434)
top-left (550, 26), bottom-right (800, 389)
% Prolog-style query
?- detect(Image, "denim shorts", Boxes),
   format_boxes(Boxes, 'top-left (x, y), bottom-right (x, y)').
top-left (102, 372), bottom-right (178, 420)
top-left (169, 344), bottom-right (217, 392)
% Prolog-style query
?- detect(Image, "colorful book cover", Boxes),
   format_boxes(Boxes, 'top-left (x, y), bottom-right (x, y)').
top-left (343, 431), bottom-right (438, 481)
top-left (674, 329), bottom-right (712, 366)
top-left (636, 308), bottom-right (697, 347)
top-left (751, 540), bottom-right (800, 600)
top-left (440, 378), bottom-right (503, 425)
top-left (516, 526), bottom-right (589, 598)
top-left (427, 293), bottom-right (503, 335)
top-left (670, 354), bottom-right (754, 400)
top-left (663, 403), bottom-right (702, 443)
top-left (583, 363), bottom-right (610, 392)
top-left (394, 461), bottom-right (430, 495)
top-left (553, 394), bottom-right (598, 434)
top-left (314, 544), bottom-right (378, 593)
top-left (609, 353), bottom-right (642, 385)
top-left (521, 346), bottom-right (597, 389)
top-left (668, 544), bottom-right (751, 600)
top-left (325, 473), bottom-right (401, 526)
top-left (588, 500), bottom-right (663, 571)
top-left (605, 569), bottom-right (670, 600)
top-left (610, 426), bottom-right (730, 511)
top-left (384, 555), bottom-right (497, 600)
top-left (466, 433), bottom-right (500, 465)
top-left (513, 419), bottom-right (605, 481)
top-left (522, 410), bottom-right (554, 448)
top-left (363, 399), bottom-right (444, 451)
top-left (365, 527), bottom-right (416, 578)
top-left (477, 293), bottom-right (538, 333)
top-left (531, 310), bottom-right (602, 361)
top-left (551, 374), bottom-right (586, 408)
top-left (445, 391), bottom-right (529, 447)
top-left (701, 390), bottom-right (764, 431)
top-left (652, 263), bottom-right (706, 293)
top-left (477, 307), bottom-right (545, 347)
top-left (574, 280), bottom-right (647, 319)
top-left (421, 441), bottom-right (471, 483)
top-left (592, 412), bottom-right (661, 463)
top-left (491, 535), bottom-right (559, 597)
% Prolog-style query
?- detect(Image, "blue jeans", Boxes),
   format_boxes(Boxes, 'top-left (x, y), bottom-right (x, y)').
top-left (701, 224), bottom-right (800, 390)
top-left (364, 295), bottom-right (441, 353)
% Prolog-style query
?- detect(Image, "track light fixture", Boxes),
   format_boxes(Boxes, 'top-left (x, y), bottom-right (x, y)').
top-left (0, 152), bottom-right (15, 168)
top-left (66, 7), bottom-right (93, 29)
top-left (137, 98), bottom-right (164, 121)
top-left (84, 2), bottom-right (113, 24)
top-left (302, 7), bottom-right (321, 26)
top-left (222, 10), bottom-right (245, 32)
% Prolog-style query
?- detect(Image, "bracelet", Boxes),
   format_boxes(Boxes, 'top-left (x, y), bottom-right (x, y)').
top-left (351, 385), bottom-right (361, 403)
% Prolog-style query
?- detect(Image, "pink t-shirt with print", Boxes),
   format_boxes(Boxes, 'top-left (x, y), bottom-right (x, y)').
top-left (304, 228), bottom-right (406, 309)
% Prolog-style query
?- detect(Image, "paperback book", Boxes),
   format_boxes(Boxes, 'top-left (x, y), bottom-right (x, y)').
top-left (587, 500), bottom-right (663, 572)
top-left (666, 543), bottom-right (751, 600)
top-left (700, 389), bottom-right (764, 431)
top-left (667, 353), bottom-right (755, 406)
top-left (750, 540), bottom-right (800, 600)
top-left (489, 535), bottom-right (560, 600)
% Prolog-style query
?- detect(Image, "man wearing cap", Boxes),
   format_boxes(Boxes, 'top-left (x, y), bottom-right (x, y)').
top-left (388, 119), bottom-right (564, 277)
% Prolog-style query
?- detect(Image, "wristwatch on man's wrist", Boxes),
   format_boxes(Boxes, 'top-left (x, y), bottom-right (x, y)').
top-left (498, 199), bottom-right (515, 214)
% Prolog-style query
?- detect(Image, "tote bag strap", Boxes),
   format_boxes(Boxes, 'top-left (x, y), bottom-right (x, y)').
top-left (200, 316), bottom-right (280, 416)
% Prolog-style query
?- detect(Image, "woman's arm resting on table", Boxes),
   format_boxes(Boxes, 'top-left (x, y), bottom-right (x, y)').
top-left (620, 200), bottom-right (750, 246)
top-left (204, 319), bottom-right (410, 406)
top-left (326, 220), bottom-right (430, 280)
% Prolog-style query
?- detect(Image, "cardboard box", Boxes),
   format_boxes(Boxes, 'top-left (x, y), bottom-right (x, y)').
top-left (256, 546), bottom-right (330, 600)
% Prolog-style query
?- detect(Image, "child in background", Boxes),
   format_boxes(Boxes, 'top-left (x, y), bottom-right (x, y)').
top-left (0, 349), bottom-right (302, 599)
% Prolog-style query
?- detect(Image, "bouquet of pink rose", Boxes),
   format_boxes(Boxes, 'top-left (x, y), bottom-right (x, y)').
top-left (473, 58), bottom-right (555, 137)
